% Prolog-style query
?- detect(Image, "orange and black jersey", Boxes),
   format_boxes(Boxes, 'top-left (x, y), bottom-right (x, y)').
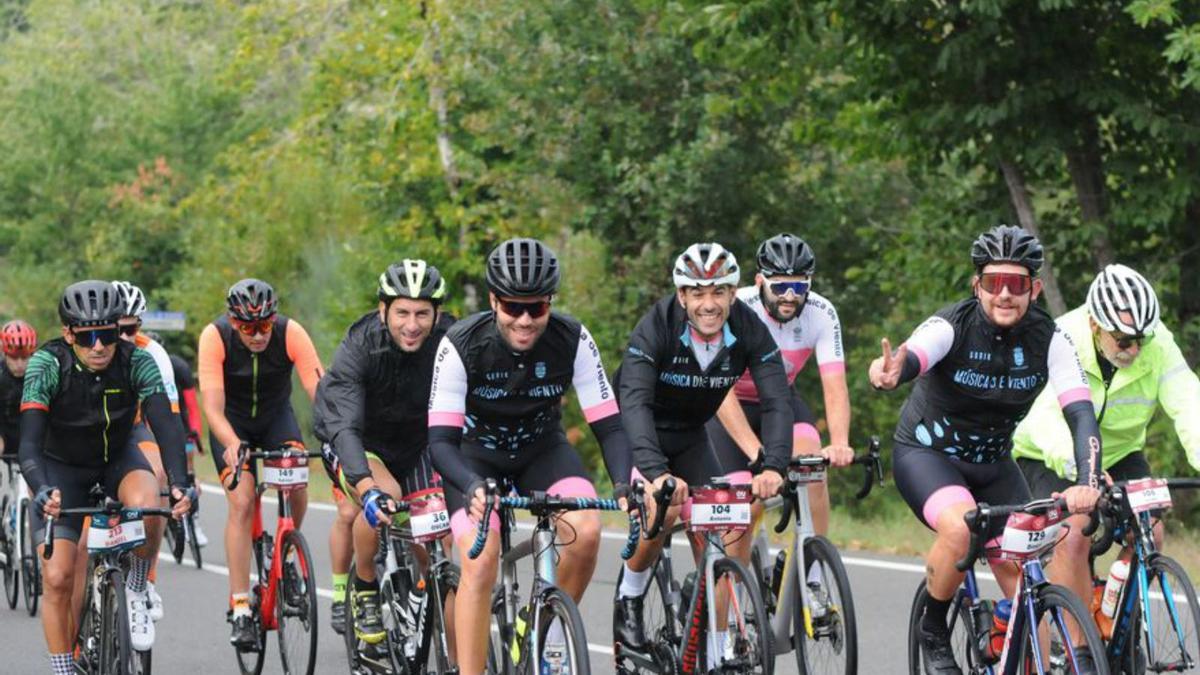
top-left (197, 314), bottom-right (323, 422)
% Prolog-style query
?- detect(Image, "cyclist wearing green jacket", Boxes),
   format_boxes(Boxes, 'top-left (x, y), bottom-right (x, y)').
top-left (1013, 264), bottom-right (1200, 637)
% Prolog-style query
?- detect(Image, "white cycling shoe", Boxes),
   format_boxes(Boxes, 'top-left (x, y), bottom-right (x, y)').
top-left (147, 582), bottom-right (164, 622)
top-left (192, 522), bottom-right (209, 548)
top-left (126, 589), bottom-right (156, 652)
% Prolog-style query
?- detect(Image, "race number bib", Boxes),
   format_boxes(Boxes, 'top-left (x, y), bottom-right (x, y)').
top-left (689, 485), bottom-right (753, 532)
top-left (787, 464), bottom-right (826, 484)
top-left (263, 457), bottom-right (309, 489)
top-left (996, 508), bottom-right (1064, 561)
top-left (1125, 478), bottom-right (1171, 514)
top-left (87, 514), bottom-right (146, 552)
top-left (407, 488), bottom-right (451, 543)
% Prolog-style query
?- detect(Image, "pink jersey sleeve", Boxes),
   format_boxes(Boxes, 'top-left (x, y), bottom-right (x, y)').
top-left (904, 316), bottom-right (955, 375)
top-left (571, 325), bottom-right (619, 423)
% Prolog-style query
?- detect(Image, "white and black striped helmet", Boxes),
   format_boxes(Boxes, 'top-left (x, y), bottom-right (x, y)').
top-left (673, 243), bottom-right (740, 288)
top-left (1087, 264), bottom-right (1160, 336)
top-left (111, 280), bottom-right (147, 318)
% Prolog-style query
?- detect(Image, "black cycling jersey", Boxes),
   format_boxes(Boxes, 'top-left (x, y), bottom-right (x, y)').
top-left (313, 311), bottom-right (455, 487)
top-left (893, 297), bottom-right (1101, 483)
top-left (0, 360), bottom-right (23, 457)
top-left (428, 310), bottom-right (631, 496)
top-left (168, 353), bottom-right (194, 434)
top-left (615, 294), bottom-right (792, 481)
top-left (18, 339), bottom-right (187, 492)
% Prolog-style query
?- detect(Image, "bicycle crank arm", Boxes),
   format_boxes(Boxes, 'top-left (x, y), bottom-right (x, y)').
top-left (614, 642), bottom-right (671, 671)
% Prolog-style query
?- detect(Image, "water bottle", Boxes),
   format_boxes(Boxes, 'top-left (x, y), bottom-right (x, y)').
top-left (970, 599), bottom-right (995, 662)
top-left (988, 598), bottom-right (1012, 661)
top-left (770, 550), bottom-right (787, 604)
top-left (1100, 559), bottom-right (1129, 618)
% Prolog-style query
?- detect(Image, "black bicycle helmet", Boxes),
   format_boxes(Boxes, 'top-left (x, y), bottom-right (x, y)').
top-left (756, 233), bottom-right (815, 277)
top-left (378, 259), bottom-right (447, 304)
top-left (970, 225), bottom-right (1044, 273)
top-left (59, 280), bottom-right (123, 327)
top-left (485, 238), bottom-right (560, 297)
top-left (226, 278), bottom-right (278, 322)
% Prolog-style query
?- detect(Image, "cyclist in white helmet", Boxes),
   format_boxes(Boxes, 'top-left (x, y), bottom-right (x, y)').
top-left (1013, 263), bottom-right (1200, 649)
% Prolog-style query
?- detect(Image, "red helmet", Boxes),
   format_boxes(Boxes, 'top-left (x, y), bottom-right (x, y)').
top-left (2, 320), bottom-right (37, 357)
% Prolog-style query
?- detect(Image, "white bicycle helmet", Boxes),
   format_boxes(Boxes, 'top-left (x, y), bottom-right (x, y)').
top-left (673, 243), bottom-right (740, 289)
top-left (112, 280), bottom-right (147, 318)
top-left (1086, 264), bottom-right (1160, 336)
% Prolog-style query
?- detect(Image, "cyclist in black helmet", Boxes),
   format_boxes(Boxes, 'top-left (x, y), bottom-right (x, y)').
top-left (428, 238), bottom-right (633, 675)
top-left (313, 259), bottom-right (456, 649)
top-left (198, 277), bottom-right (325, 647)
top-left (22, 281), bottom-right (191, 671)
top-left (869, 226), bottom-right (1103, 674)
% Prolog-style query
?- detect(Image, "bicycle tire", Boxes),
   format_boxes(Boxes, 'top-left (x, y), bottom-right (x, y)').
top-left (622, 560), bottom-right (681, 674)
top-left (712, 556), bottom-right (773, 674)
top-left (275, 529), bottom-right (318, 675)
top-left (1135, 554), bottom-right (1200, 673)
top-left (101, 567), bottom-right (135, 675)
top-left (21, 499), bottom-right (39, 616)
top-left (187, 514), bottom-right (203, 570)
top-left (1015, 583), bottom-right (1109, 675)
top-left (165, 517), bottom-right (184, 565)
top-left (2, 502), bottom-right (16, 610)
top-left (907, 581), bottom-right (982, 675)
top-left (414, 562), bottom-right (460, 674)
top-left (534, 585), bottom-right (592, 675)
top-left (793, 535), bottom-right (856, 675)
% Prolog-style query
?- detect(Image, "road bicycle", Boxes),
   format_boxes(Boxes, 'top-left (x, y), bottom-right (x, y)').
top-left (44, 485), bottom-right (175, 675)
top-left (227, 443), bottom-right (322, 675)
top-left (1087, 476), bottom-right (1200, 673)
top-left (345, 486), bottom-right (460, 674)
top-left (751, 438), bottom-right (883, 674)
top-left (471, 478), bottom-right (639, 675)
top-left (907, 496), bottom-right (1109, 674)
top-left (0, 458), bottom-right (39, 615)
top-left (616, 477), bottom-right (773, 674)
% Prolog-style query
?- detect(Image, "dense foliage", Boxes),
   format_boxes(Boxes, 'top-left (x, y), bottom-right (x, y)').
top-left (1, 0), bottom-right (1195, 512)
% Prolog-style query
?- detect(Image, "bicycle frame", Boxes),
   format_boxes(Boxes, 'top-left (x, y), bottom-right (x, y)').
top-left (493, 498), bottom-right (560, 674)
top-left (1099, 480), bottom-right (1200, 671)
top-left (252, 478), bottom-right (303, 632)
top-left (369, 517), bottom-right (455, 671)
top-left (1, 460), bottom-right (29, 568)
top-left (755, 485), bottom-right (817, 654)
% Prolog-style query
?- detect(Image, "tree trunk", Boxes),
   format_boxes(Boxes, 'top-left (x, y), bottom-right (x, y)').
top-left (998, 159), bottom-right (1068, 316)
top-left (1064, 119), bottom-right (1114, 269)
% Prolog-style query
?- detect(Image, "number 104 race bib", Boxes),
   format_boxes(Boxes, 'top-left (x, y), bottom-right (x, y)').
top-left (689, 486), bottom-right (753, 532)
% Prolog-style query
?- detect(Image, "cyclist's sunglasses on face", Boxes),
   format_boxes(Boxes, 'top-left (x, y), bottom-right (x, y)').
top-left (978, 272), bottom-right (1032, 296)
top-left (768, 280), bottom-right (810, 297)
top-left (498, 300), bottom-right (551, 319)
top-left (118, 322), bottom-right (141, 337)
top-left (233, 318), bottom-right (274, 336)
top-left (1110, 330), bottom-right (1153, 350)
top-left (72, 327), bottom-right (119, 348)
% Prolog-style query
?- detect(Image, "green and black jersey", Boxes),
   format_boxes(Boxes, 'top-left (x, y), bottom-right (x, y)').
top-left (18, 338), bottom-right (186, 492)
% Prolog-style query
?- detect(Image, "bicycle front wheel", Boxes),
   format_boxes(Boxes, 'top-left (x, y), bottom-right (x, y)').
top-left (794, 535), bottom-right (856, 675)
top-left (714, 555), bottom-right (773, 674)
top-left (907, 581), bottom-right (980, 675)
top-left (275, 530), bottom-right (318, 675)
top-left (534, 586), bottom-right (592, 675)
top-left (1139, 554), bottom-right (1200, 672)
top-left (1017, 583), bottom-right (1107, 675)
top-left (100, 568), bottom-right (135, 675)
top-left (21, 499), bottom-right (38, 616)
top-left (414, 562), bottom-right (460, 674)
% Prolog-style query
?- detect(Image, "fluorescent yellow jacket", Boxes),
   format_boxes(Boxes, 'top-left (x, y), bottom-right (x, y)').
top-left (1012, 306), bottom-right (1200, 479)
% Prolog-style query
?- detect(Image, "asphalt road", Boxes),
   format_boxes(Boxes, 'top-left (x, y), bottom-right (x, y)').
top-left (0, 485), bottom-right (1002, 674)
